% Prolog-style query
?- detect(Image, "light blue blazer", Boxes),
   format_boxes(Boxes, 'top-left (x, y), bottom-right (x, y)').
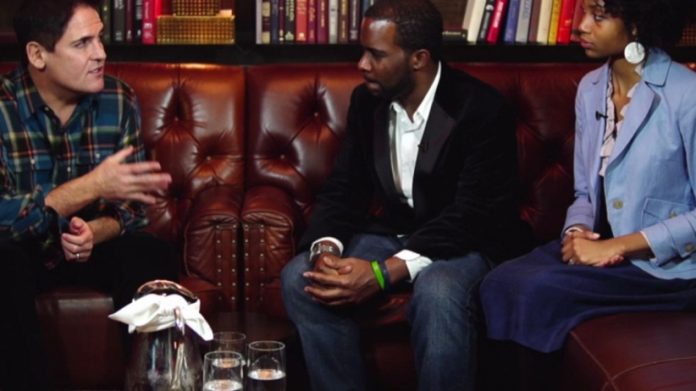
top-left (563, 50), bottom-right (696, 280)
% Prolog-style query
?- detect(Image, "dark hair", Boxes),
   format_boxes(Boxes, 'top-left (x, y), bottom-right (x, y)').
top-left (602, 0), bottom-right (696, 49)
top-left (13, 0), bottom-right (100, 65)
top-left (365, 0), bottom-right (443, 62)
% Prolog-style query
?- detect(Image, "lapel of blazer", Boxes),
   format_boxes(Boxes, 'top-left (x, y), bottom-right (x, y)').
top-left (372, 100), bottom-right (401, 200)
top-left (412, 85), bottom-right (456, 217)
top-left (607, 51), bottom-right (669, 169)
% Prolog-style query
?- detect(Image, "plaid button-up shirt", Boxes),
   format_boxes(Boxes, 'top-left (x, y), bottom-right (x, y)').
top-left (0, 65), bottom-right (148, 267)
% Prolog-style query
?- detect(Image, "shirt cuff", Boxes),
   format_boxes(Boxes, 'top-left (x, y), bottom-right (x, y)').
top-left (394, 249), bottom-right (432, 281)
top-left (312, 237), bottom-right (344, 255)
top-left (563, 225), bottom-right (585, 236)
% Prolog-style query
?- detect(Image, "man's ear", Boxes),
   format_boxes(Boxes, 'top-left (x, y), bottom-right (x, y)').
top-left (411, 49), bottom-right (431, 71)
top-left (26, 41), bottom-right (47, 70)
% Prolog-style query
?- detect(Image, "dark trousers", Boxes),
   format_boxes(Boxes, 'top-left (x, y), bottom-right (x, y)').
top-left (0, 232), bottom-right (179, 390)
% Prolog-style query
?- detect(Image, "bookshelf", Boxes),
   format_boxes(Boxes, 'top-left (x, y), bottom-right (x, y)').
top-left (0, 0), bottom-right (694, 65)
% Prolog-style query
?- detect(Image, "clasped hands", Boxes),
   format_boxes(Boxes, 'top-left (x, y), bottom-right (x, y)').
top-left (561, 226), bottom-right (624, 267)
top-left (303, 254), bottom-right (382, 306)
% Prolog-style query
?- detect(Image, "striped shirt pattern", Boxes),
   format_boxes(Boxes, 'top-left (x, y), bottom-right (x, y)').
top-left (0, 65), bottom-right (148, 265)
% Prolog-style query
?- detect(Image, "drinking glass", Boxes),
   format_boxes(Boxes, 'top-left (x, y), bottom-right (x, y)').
top-left (213, 331), bottom-right (247, 355)
top-left (246, 341), bottom-right (286, 391)
top-left (203, 351), bottom-right (244, 391)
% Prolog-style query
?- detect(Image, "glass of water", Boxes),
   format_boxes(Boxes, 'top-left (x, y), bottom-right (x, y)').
top-left (246, 341), bottom-right (286, 391)
top-left (203, 351), bottom-right (244, 391)
top-left (213, 331), bottom-right (247, 355)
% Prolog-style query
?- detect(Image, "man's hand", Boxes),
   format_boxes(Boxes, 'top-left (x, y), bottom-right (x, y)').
top-left (88, 146), bottom-right (172, 204)
top-left (61, 216), bottom-right (94, 262)
top-left (562, 230), bottom-right (624, 267)
top-left (303, 257), bottom-right (380, 306)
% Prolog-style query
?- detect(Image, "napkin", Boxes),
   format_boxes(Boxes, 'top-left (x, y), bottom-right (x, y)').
top-left (109, 293), bottom-right (213, 341)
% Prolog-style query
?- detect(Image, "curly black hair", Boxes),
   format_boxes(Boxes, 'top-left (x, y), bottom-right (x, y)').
top-left (602, 0), bottom-right (696, 49)
top-left (364, 0), bottom-right (443, 62)
top-left (13, 0), bottom-right (101, 65)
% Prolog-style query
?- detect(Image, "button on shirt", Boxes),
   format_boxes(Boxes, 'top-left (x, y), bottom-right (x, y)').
top-left (315, 63), bottom-right (442, 280)
top-left (0, 66), bottom-right (148, 267)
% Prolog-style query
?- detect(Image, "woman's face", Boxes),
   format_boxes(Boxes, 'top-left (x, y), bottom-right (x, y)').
top-left (577, 0), bottom-right (632, 59)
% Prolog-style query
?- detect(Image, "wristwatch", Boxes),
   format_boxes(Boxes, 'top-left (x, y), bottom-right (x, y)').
top-left (308, 241), bottom-right (341, 264)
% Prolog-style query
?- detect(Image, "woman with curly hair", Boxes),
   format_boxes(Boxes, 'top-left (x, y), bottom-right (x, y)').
top-left (480, 0), bottom-right (696, 366)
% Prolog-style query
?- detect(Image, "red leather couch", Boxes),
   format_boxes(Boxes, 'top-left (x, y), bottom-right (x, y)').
top-left (2, 61), bottom-right (695, 390)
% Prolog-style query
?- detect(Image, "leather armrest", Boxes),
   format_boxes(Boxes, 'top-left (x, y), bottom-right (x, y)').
top-left (184, 185), bottom-right (243, 311)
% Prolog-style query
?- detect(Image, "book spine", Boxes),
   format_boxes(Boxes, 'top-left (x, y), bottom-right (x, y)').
top-left (555, 0), bottom-right (574, 44)
top-left (142, 0), bottom-right (161, 44)
top-left (261, 0), bottom-right (272, 44)
top-left (503, 0), bottom-right (520, 43)
top-left (278, 0), bottom-right (285, 43)
top-left (478, 0), bottom-right (497, 43)
top-left (134, 0), bottom-right (143, 42)
top-left (515, 0), bottom-right (533, 43)
top-left (271, 0), bottom-right (280, 43)
top-left (296, 0), bottom-right (308, 42)
top-left (113, 0), bottom-right (126, 42)
top-left (308, 0), bottom-right (317, 43)
top-left (316, 0), bottom-right (328, 44)
top-left (466, 0), bottom-right (486, 43)
top-left (349, 0), bottom-right (360, 42)
top-left (125, 0), bottom-right (134, 42)
top-left (535, 0), bottom-right (553, 44)
top-left (328, 0), bottom-right (338, 44)
top-left (338, 0), bottom-right (349, 44)
top-left (527, 0), bottom-right (541, 44)
top-left (546, 0), bottom-right (561, 45)
top-left (100, 0), bottom-right (112, 44)
top-left (569, 0), bottom-right (584, 42)
top-left (285, 0), bottom-right (296, 43)
top-left (486, 0), bottom-right (509, 44)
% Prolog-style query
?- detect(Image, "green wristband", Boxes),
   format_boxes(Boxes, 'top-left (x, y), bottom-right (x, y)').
top-left (370, 260), bottom-right (386, 290)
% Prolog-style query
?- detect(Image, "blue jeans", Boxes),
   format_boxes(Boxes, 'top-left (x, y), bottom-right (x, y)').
top-left (281, 234), bottom-right (490, 391)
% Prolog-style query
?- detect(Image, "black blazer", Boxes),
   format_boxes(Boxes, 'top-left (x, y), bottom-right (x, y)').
top-left (299, 65), bottom-right (533, 263)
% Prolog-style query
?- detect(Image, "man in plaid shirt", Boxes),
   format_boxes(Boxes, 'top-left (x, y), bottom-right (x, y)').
top-left (0, 0), bottom-right (178, 388)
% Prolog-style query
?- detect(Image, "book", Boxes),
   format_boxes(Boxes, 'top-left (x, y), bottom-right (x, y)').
top-left (338, 0), bottom-right (349, 43)
top-left (465, 0), bottom-right (486, 43)
top-left (316, 0), bottom-right (328, 44)
top-left (431, 0), bottom-right (468, 41)
top-left (348, 0), bottom-right (360, 41)
top-left (515, 0), bottom-right (533, 43)
top-left (113, 0), bottom-right (126, 42)
top-left (527, 0), bottom-right (541, 44)
top-left (308, 0), bottom-right (317, 43)
top-left (535, 0), bottom-right (553, 44)
top-left (261, 0), bottom-right (271, 44)
top-left (569, 0), bottom-right (584, 42)
top-left (285, 0), bottom-right (296, 43)
top-left (125, 0), bottom-right (134, 42)
top-left (477, 0), bottom-right (497, 43)
top-left (546, 0), bottom-right (561, 45)
top-left (134, 0), bottom-right (144, 42)
top-left (278, 0), bottom-right (285, 43)
top-left (486, 0), bottom-right (509, 44)
top-left (502, 0), bottom-right (520, 44)
top-left (271, 0), bottom-right (280, 43)
top-left (555, 0), bottom-right (575, 44)
top-left (328, 0), bottom-right (338, 44)
top-left (141, 0), bottom-right (161, 44)
top-left (295, 0), bottom-right (308, 42)
top-left (461, 0), bottom-right (477, 40)
top-left (100, 0), bottom-right (112, 44)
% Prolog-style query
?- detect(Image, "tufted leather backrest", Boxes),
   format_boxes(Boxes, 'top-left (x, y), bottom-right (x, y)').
top-left (104, 63), bottom-right (246, 243)
top-left (456, 63), bottom-right (594, 242)
top-left (245, 62), bottom-right (593, 244)
top-left (246, 64), bottom-right (364, 230)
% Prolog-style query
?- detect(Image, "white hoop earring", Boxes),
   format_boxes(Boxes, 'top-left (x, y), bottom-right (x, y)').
top-left (624, 41), bottom-right (646, 65)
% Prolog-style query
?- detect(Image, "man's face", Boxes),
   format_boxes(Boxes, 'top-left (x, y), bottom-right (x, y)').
top-left (357, 18), bottom-right (414, 101)
top-left (39, 5), bottom-right (106, 98)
